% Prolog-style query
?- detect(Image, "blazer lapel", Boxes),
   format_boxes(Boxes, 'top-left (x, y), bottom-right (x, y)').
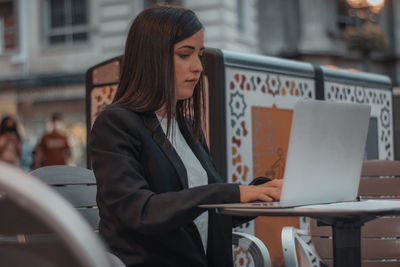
top-left (142, 113), bottom-right (189, 189)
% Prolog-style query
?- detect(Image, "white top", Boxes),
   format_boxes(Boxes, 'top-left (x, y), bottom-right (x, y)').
top-left (157, 116), bottom-right (209, 253)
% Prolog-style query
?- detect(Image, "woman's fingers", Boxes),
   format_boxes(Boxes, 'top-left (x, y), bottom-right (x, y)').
top-left (258, 193), bottom-right (273, 202)
top-left (262, 187), bottom-right (281, 200)
top-left (239, 181), bottom-right (282, 203)
top-left (256, 179), bottom-right (282, 200)
top-left (260, 179), bottom-right (283, 188)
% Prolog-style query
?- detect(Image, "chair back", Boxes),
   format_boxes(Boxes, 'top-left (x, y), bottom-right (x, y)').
top-left (309, 160), bottom-right (400, 267)
top-left (31, 165), bottom-right (99, 231)
top-left (0, 162), bottom-right (112, 267)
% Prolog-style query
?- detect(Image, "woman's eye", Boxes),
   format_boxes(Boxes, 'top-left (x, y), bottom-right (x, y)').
top-left (179, 54), bottom-right (190, 59)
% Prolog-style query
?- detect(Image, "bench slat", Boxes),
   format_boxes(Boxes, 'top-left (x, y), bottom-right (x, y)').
top-left (313, 238), bottom-right (400, 259)
top-left (323, 259), bottom-right (400, 267)
top-left (31, 166), bottom-right (96, 185)
top-left (53, 185), bottom-right (97, 207)
top-left (78, 208), bottom-right (100, 230)
top-left (310, 217), bottom-right (400, 237)
top-left (361, 160), bottom-right (400, 177)
top-left (358, 178), bottom-right (400, 196)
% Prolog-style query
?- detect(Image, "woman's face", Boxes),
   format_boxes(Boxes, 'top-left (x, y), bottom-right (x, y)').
top-left (173, 29), bottom-right (204, 100)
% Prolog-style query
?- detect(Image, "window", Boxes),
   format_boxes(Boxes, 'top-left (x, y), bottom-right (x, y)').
top-left (336, 0), bottom-right (383, 30)
top-left (337, 0), bottom-right (358, 30)
top-left (237, 0), bottom-right (251, 37)
top-left (0, 1), bottom-right (17, 54)
top-left (45, 0), bottom-right (89, 46)
top-left (144, 0), bottom-right (181, 8)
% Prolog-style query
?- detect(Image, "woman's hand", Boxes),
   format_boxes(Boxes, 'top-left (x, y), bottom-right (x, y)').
top-left (239, 179), bottom-right (282, 203)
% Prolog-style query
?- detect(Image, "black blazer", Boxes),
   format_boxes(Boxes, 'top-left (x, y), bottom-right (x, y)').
top-left (90, 106), bottom-right (242, 267)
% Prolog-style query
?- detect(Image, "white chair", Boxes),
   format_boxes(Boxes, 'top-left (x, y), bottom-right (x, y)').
top-left (0, 162), bottom-right (119, 267)
top-left (232, 231), bottom-right (272, 267)
top-left (281, 226), bottom-right (321, 267)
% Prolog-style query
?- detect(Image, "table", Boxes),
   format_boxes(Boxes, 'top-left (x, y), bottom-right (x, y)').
top-left (199, 200), bottom-right (400, 267)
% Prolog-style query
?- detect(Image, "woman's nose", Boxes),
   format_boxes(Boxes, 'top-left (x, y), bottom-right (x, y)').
top-left (191, 56), bottom-right (203, 73)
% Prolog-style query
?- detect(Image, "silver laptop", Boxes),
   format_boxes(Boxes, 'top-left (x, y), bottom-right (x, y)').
top-left (228, 99), bottom-right (371, 209)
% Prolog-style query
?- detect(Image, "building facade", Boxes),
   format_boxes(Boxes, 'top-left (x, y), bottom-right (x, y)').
top-left (0, 0), bottom-right (143, 168)
top-left (258, 0), bottom-right (400, 160)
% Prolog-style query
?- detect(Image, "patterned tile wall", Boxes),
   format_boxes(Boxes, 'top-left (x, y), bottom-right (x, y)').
top-left (325, 82), bottom-right (393, 160)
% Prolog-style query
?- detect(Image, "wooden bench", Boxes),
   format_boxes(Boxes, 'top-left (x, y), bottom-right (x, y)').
top-left (309, 160), bottom-right (400, 266)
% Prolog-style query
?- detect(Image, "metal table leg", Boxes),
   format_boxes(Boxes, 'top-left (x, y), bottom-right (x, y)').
top-left (332, 220), bottom-right (362, 267)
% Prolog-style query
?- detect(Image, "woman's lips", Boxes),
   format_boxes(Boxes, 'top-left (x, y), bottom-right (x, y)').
top-left (185, 79), bottom-right (198, 84)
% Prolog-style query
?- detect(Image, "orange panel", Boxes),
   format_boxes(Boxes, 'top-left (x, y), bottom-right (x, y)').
top-left (252, 105), bottom-right (292, 180)
top-left (251, 105), bottom-right (299, 266)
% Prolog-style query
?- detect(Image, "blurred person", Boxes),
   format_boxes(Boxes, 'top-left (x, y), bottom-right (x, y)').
top-left (34, 113), bottom-right (70, 169)
top-left (0, 116), bottom-right (22, 166)
top-left (90, 4), bottom-right (282, 267)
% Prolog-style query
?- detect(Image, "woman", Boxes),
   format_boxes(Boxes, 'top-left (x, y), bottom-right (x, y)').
top-left (90, 4), bottom-right (282, 267)
top-left (0, 116), bottom-right (22, 166)
top-left (34, 113), bottom-right (70, 169)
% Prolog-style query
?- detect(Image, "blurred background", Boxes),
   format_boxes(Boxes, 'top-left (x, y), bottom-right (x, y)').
top-left (0, 0), bottom-right (399, 170)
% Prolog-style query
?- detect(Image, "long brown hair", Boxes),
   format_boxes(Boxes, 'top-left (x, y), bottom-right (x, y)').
top-left (113, 4), bottom-right (205, 142)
